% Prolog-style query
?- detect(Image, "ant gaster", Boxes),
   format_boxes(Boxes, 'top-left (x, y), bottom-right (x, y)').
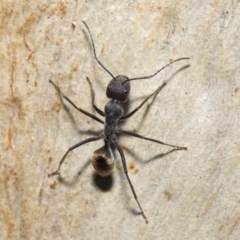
top-left (49, 21), bottom-right (189, 224)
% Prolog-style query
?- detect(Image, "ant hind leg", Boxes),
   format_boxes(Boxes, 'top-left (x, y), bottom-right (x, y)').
top-left (48, 135), bottom-right (102, 177)
top-left (112, 139), bottom-right (148, 224)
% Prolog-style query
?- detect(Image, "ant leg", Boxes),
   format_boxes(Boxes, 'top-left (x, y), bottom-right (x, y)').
top-left (118, 129), bottom-right (187, 150)
top-left (86, 77), bottom-right (105, 117)
top-left (120, 81), bottom-right (167, 120)
top-left (49, 80), bottom-right (104, 124)
top-left (48, 134), bottom-right (102, 177)
top-left (113, 139), bottom-right (148, 224)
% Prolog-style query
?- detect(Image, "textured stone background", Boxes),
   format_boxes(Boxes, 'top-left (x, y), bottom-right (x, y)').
top-left (1, 1), bottom-right (240, 239)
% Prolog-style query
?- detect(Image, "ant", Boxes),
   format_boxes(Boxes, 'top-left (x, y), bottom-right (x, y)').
top-left (49, 21), bottom-right (189, 224)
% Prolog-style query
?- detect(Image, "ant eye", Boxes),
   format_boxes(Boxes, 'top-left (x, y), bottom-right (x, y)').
top-left (125, 90), bottom-right (127, 94)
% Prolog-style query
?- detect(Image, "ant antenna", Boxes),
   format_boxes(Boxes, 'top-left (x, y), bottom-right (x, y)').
top-left (82, 21), bottom-right (115, 79)
top-left (126, 57), bottom-right (190, 82)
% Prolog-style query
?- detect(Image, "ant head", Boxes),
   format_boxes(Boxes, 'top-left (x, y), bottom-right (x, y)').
top-left (106, 75), bottom-right (130, 101)
top-left (92, 145), bottom-right (114, 176)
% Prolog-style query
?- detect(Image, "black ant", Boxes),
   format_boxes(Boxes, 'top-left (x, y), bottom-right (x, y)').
top-left (49, 21), bottom-right (189, 224)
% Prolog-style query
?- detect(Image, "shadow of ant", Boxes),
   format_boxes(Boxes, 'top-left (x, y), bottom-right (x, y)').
top-left (124, 147), bottom-right (178, 164)
top-left (92, 173), bottom-right (114, 192)
top-left (56, 157), bottom-right (114, 192)
top-left (133, 64), bottom-right (190, 133)
top-left (56, 160), bottom-right (91, 187)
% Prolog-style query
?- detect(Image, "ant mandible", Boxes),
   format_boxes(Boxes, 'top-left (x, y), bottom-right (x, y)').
top-left (49, 21), bottom-right (189, 224)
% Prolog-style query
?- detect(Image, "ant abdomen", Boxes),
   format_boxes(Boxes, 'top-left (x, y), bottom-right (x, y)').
top-left (106, 75), bottom-right (130, 101)
top-left (92, 145), bottom-right (114, 176)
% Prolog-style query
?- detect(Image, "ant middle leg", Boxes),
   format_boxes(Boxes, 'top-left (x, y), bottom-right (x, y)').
top-left (48, 134), bottom-right (102, 177)
top-left (113, 139), bottom-right (148, 224)
top-left (49, 80), bottom-right (104, 124)
top-left (118, 129), bottom-right (187, 150)
top-left (120, 81), bottom-right (167, 120)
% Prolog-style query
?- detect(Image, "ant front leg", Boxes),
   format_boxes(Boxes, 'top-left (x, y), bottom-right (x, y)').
top-left (85, 77), bottom-right (105, 117)
top-left (49, 80), bottom-right (104, 124)
top-left (120, 81), bottom-right (167, 120)
top-left (112, 138), bottom-right (148, 224)
top-left (48, 135), bottom-right (102, 177)
top-left (118, 129), bottom-right (187, 150)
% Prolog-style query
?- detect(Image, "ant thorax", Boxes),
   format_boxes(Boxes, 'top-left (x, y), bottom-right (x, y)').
top-left (104, 99), bottom-right (123, 137)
